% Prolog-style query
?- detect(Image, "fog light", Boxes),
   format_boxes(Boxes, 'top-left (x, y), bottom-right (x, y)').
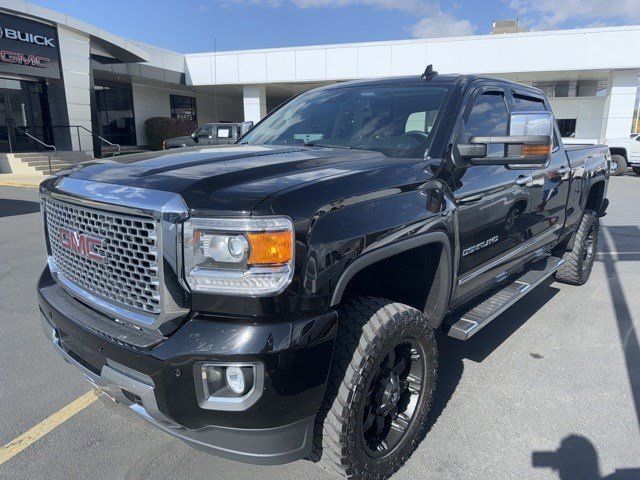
top-left (196, 362), bottom-right (262, 411)
top-left (226, 366), bottom-right (246, 394)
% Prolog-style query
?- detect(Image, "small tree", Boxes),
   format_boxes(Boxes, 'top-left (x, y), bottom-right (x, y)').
top-left (145, 117), bottom-right (197, 150)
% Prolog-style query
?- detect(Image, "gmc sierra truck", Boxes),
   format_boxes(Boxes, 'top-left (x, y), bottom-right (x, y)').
top-left (37, 69), bottom-right (610, 480)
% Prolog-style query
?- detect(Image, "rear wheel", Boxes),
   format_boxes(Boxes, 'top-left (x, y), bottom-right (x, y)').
top-left (311, 297), bottom-right (437, 480)
top-left (555, 210), bottom-right (599, 285)
top-left (610, 155), bottom-right (627, 176)
top-left (633, 167), bottom-right (640, 176)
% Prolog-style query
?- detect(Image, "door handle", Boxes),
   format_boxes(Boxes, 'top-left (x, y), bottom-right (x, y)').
top-left (515, 175), bottom-right (533, 186)
top-left (557, 165), bottom-right (570, 176)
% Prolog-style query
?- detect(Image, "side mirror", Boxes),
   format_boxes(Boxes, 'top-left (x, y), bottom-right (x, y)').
top-left (459, 112), bottom-right (554, 166)
top-left (240, 121), bottom-right (254, 137)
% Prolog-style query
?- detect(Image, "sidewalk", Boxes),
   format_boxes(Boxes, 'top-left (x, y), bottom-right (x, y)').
top-left (0, 173), bottom-right (48, 188)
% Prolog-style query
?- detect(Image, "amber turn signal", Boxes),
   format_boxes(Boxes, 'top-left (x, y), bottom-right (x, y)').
top-left (246, 231), bottom-right (293, 265)
top-left (521, 144), bottom-right (552, 156)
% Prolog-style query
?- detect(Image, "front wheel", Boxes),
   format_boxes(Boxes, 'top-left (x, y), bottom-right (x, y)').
top-left (610, 155), bottom-right (627, 176)
top-left (633, 167), bottom-right (640, 176)
top-left (311, 297), bottom-right (437, 480)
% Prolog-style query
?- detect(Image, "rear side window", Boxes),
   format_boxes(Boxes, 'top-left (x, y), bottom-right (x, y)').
top-left (405, 110), bottom-right (438, 134)
top-left (514, 94), bottom-right (546, 112)
top-left (217, 126), bottom-right (233, 138)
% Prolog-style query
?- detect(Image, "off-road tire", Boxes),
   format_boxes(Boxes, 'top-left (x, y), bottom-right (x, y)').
top-left (310, 297), bottom-right (437, 480)
top-left (633, 167), bottom-right (640, 176)
top-left (610, 155), bottom-right (627, 176)
top-left (555, 210), bottom-right (599, 285)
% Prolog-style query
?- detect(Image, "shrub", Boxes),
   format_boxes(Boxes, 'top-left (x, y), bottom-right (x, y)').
top-left (144, 117), bottom-right (197, 150)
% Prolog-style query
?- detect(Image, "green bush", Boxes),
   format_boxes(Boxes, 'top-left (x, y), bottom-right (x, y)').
top-left (144, 117), bottom-right (197, 150)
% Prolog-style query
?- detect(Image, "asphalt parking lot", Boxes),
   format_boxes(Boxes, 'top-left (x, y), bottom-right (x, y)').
top-left (1, 174), bottom-right (639, 480)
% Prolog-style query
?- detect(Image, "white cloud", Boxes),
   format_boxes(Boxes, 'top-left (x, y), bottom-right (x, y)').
top-left (224, 0), bottom-right (476, 38)
top-left (508, 0), bottom-right (640, 30)
top-left (411, 9), bottom-right (475, 37)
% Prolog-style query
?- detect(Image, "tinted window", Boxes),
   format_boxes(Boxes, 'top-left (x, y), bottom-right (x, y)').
top-left (195, 125), bottom-right (212, 137)
top-left (514, 94), bottom-right (546, 112)
top-left (465, 92), bottom-right (509, 137)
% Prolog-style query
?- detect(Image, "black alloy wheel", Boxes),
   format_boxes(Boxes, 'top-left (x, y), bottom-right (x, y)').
top-left (360, 339), bottom-right (425, 457)
top-left (311, 297), bottom-right (437, 480)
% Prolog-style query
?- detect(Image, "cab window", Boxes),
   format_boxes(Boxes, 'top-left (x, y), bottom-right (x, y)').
top-left (464, 92), bottom-right (509, 157)
top-left (195, 125), bottom-right (213, 138)
top-left (513, 94), bottom-right (546, 112)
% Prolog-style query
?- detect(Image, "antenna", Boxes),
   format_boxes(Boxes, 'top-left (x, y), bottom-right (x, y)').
top-left (213, 37), bottom-right (218, 122)
top-left (421, 64), bottom-right (438, 80)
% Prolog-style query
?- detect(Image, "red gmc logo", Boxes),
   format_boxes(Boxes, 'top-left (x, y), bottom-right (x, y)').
top-left (59, 227), bottom-right (105, 263)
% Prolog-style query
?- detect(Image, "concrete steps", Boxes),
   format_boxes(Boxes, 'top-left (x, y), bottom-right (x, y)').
top-left (0, 151), bottom-right (94, 175)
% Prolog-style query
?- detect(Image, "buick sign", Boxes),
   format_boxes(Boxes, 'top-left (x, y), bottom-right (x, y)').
top-left (0, 26), bottom-right (56, 47)
top-left (0, 13), bottom-right (60, 79)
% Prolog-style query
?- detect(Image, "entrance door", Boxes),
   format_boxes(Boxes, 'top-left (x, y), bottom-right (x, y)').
top-left (0, 80), bottom-right (48, 153)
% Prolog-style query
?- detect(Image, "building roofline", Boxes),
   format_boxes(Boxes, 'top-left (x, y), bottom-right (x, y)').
top-left (0, 0), bottom-right (151, 63)
top-left (184, 24), bottom-right (640, 57)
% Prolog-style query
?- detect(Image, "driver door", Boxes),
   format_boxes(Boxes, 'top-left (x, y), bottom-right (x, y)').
top-left (454, 88), bottom-right (532, 295)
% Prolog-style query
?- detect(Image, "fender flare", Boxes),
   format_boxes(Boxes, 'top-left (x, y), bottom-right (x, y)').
top-left (330, 230), bottom-right (453, 328)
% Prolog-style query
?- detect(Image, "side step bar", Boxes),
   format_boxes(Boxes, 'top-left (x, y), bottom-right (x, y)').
top-left (446, 256), bottom-right (565, 340)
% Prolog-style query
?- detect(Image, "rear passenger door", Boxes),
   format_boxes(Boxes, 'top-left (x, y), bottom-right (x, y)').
top-left (454, 87), bottom-right (532, 290)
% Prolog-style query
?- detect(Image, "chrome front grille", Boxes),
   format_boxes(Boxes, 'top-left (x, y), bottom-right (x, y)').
top-left (44, 197), bottom-right (161, 314)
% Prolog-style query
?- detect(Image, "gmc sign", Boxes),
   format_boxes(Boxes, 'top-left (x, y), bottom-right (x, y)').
top-left (0, 50), bottom-right (51, 68)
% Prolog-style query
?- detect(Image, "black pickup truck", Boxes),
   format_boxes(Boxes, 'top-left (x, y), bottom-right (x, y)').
top-left (37, 70), bottom-right (609, 480)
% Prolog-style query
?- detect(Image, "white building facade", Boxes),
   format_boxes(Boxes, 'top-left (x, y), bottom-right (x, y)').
top-left (0, 0), bottom-right (638, 169)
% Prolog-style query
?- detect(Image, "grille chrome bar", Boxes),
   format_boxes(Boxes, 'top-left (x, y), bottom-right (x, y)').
top-left (40, 177), bottom-right (190, 333)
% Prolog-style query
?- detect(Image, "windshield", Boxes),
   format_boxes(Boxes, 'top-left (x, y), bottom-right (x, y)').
top-left (241, 84), bottom-right (450, 158)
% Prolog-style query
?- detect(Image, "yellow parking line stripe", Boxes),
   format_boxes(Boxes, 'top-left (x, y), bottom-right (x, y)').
top-left (0, 390), bottom-right (97, 466)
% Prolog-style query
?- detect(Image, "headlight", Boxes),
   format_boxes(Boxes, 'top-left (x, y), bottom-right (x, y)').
top-left (183, 217), bottom-right (294, 296)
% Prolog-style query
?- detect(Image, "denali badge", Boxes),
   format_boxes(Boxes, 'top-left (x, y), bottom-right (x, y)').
top-left (463, 235), bottom-right (499, 257)
top-left (59, 227), bottom-right (105, 263)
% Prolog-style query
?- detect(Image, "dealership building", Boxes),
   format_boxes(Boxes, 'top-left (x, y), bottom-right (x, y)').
top-left (0, 1), bottom-right (639, 174)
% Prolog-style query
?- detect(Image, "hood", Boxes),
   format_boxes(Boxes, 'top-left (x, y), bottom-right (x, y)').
top-left (64, 145), bottom-right (396, 213)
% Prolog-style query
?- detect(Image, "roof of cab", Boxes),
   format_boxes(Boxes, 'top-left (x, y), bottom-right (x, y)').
top-left (315, 73), bottom-right (546, 99)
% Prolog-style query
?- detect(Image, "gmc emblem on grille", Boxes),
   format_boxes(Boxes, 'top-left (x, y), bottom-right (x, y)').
top-left (59, 227), bottom-right (105, 263)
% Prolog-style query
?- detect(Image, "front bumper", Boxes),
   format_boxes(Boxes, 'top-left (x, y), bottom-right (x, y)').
top-left (38, 267), bottom-right (337, 465)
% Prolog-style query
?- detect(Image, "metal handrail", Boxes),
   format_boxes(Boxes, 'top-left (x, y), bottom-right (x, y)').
top-left (50, 124), bottom-right (122, 157)
top-left (9, 124), bottom-right (57, 174)
top-left (73, 125), bottom-right (122, 156)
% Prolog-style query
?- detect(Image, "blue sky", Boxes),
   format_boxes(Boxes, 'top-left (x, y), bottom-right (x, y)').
top-left (33, 0), bottom-right (640, 53)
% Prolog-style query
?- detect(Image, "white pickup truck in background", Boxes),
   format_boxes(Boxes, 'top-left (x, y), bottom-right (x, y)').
top-left (605, 136), bottom-right (640, 176)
